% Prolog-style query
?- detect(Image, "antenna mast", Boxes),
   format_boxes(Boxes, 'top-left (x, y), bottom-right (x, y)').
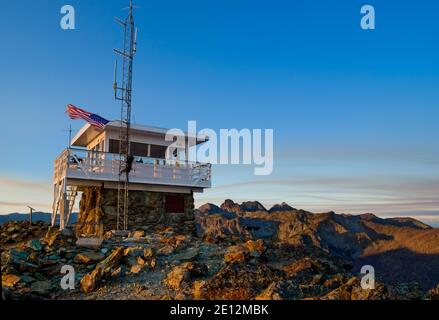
top-left (113, 0), bottom-right (138, 231)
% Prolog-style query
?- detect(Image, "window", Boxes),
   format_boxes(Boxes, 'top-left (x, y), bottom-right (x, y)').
top-left (109, 140), bottom-right (167, 158)
top-left (109, 139), bottom-right (120, 153)
top-left (150, 144), bottom-right (167, 159)
top-left (131, 142), bottom-right (149, 157)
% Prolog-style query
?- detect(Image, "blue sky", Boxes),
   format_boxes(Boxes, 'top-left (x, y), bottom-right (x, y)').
top-left (0, 0), bottom-right (438, 225)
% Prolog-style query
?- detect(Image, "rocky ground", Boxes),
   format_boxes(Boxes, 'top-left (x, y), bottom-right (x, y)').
top-left (2, 200), bottom-right (439, 300)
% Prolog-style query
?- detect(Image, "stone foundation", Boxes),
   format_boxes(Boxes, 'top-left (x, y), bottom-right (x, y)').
top-left (76, 187), bottom-right (195, 236)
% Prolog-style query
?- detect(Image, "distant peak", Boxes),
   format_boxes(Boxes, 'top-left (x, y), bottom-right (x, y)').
top-left (240, 201), bottom-right (267, 212)
top-left (269, 202), bottom-right (295, 213)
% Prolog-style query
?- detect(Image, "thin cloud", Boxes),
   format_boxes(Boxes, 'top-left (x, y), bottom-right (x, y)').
top-left (213, 176), bottom-right (439, 194)
top-left (0, 200), bottom-right (50, 209)
top-left (0, 176), bottom-right (50, 191)
top-left (199, 175), bottom-right (439, 215)
top-left (275, 145), bottom-right (439, 165)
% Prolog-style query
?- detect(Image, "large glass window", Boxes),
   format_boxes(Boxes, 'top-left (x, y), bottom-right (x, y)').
top-left (150, 144), bottom-right (167, 159)
top-left (109, 139), bottom-right (165, 158)
top-left (131, 142), bottom-right (149, 157)
top-left (109, 139), bottom-right (120, 153)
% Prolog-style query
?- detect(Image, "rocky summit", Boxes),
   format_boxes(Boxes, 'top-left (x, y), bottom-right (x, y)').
top-left (1, 200), bottom-right (439, 300)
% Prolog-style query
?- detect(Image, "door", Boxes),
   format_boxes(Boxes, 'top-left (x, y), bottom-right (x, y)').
top-left (165, 194), bottom-right (185, 213)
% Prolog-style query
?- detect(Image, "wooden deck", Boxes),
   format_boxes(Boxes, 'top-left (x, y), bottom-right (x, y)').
top-left (53, 148), bottom-right (212, 189)
top-left (51, 148), bottom-right (211, 230)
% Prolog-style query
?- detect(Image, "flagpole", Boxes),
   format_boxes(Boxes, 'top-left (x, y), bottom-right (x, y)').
top-left (68, 125), bottom-right (72, 149)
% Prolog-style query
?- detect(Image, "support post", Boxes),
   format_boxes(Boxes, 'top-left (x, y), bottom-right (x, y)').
top-left (27, 206), bottom-right (35, 225)
top-left (60, 177), bottom-right (67, 230)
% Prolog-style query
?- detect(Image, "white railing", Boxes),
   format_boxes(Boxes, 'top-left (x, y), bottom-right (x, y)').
top-left (53, 148), bottom-right (212, 188)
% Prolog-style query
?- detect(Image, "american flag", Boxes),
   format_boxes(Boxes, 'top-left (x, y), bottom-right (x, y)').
top-left (66, 104), bottom-right (109, 129)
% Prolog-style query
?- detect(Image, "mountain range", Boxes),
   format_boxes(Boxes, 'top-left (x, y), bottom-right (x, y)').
top-left (196, 199), bottom-right (439, 289)
top-left (0, 212), bottom-right (77, 224)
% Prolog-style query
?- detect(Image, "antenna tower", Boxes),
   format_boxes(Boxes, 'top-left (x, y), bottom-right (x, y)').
top-left (113, 0), bottom-right (138, 230)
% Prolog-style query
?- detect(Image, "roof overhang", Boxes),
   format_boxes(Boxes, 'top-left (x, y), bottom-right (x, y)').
top-left (71, 123), bottom-right (103, 147)
top-left (71, 121), bottom-right (209, 147)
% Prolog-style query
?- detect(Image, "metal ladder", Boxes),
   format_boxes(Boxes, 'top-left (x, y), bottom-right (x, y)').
top-left (51, 179), bottom-right (78, 230)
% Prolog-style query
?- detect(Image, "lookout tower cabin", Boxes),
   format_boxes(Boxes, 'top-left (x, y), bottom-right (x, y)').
top-left (52, 121), bottom-right (212, 234)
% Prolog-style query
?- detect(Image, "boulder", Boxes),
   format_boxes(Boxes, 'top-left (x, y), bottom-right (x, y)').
top-left (427, 284), bottom-right (439, 300)
top-left (44, 229), bottom-right (75, 247)
top-left (193, 280), bottom-right (206, 299)
top-left (196, 263), bottom-right (281, 300)
top-left (164, 262), bottom-right (208, 290)
top-left (26, 239), bottom-right (43, 251)
top-left (321, 277), bottom-right (393, 300)
top-left (130, 264), bottom-right (145, 274)
top-left (149, 258), bottom-right (157, 268)
top-left (2, 274), bottom-right (20, 287)
top-left (242, 239), bottom-right (265, 257)
top-left (74, 251), bottom-right (105, 264)
top-left (255, 282), bottom-right (283, 300)
top-left (20, 275), bottom-right (36, 284)
top-left (164, 264), bottom-right (191, 290)
top-left (283, 258), bottom-right (318, 279)
top-left (132, 230), bottom-right (145, 239)
top-left (80, 247), bottom-right (124, 293)
top-left (224, 246), bottom-right (247, 264)
top-left (224, 240), bottom-right (265, 263)
top-left (123, 247), bottom-right (145, 267)
top-left (143, 247), bottom-right (154, 259)
top-left (31, 280), bottom-right (52, 295)
top-left (172, 247), bottom-right (200, 262)
top-left (3, 249), bottom-right (29, 265)
top-left (258, 281), bottom-right (304, 300)
top-left (61, 228), bottom-right (75, 237)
